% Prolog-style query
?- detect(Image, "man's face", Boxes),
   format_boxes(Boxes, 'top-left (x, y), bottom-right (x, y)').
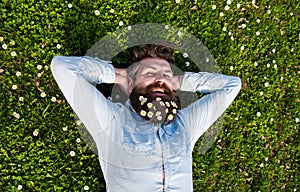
top-left (129, 58), bottom-right (180, 124)
top-left (129, 57), bottom-right (175, 94)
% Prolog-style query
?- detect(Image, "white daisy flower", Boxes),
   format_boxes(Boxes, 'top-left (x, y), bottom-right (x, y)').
top-left (167, 114), bottom-right (174, 120)
top-left (212, 5), bottom-right (216, 10)
top-left (230, 66), bottom-right (234, 71)
top-left (2, 44), bottom-right (7, 49)
top-left (17, 185), bottom-right (22, 190)
top-left (157, 116), bottom-right (162, 121)
top-left (63, 127), bottom-right (68, 131)
top-left (119, 21), bottom-right (124, 26)
top-left (127, 26), bottom-right (132, 30)
top-left (56, 44), bottom-right (61, 49)
top-left (139, 95), bottom-right (146, 102)
top-left (227, 0), bottom-right (232, 5)
top-left (140, 110), bottom-right (147, 116)
top-left (156, 97), bottom-right (162, 101)
top-left (84, 186), bottom-right (89, 191)
top-left (147, 103), bottom-right (153, 108)
top-left (224, 5), bottom-right (230, 11)
top-left (220, 12), bottom-right (224, 16)
top-left (147, 111), bottom-right (153, 118)
top-left (37, 65), bottom-right (43, 70)
top-left (165, 102), bottom-right (170, 107)
top-left (0, 37), bottom-right (3, 42)
top-left (156, 111), bottom-right (161, 116)
top-left (183, 53), bottom-right (188, 58)
top-left (295, 118), bottom-right (299, 123)
top-left (95, 10), bottom-right (100, 16)
top-left (12, 85), bottom-right (17, 90)
top-left (257, 19), bottom-right (260, 23)
top-left (10, 51), bottom-right (17, 57)
top-left (76, 138), bottom-right (81, 143)
top-left (69, 151), bottom-right (75, 157)
top-left (172, 109), bottom-right (177, 114)
top-left (68, 3), bottom-right (72, 8)
top-left (264, 82), bottom-right (269, 87)
top-left (160, 101), bottom-right (165, 106)
top-left (256, 31), bottom-right (260, 36)
top-left (40, 92), bottom-right (46, 98)
top-left (33, 130), bottom-right (39, 136)
top-left (16, 71), bottom-right (21, 76)
top-left (175, 0), bottom-right (180, 3)
top-left (257, 112), bottom-right (261, 117)
top-left (237, 3), bottom-right (241, 9)
top-left (13, 112), bottom-right (20, 119)
top-left (51, 97), bottom-right (56, 102)
top-left (19, 97), bottom-right (24, 102)
top-left (110, 9), bottom-right (114, 13)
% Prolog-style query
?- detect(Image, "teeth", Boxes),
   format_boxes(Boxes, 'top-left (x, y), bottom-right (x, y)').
top-left (152, 88), bottom-right (164, 93)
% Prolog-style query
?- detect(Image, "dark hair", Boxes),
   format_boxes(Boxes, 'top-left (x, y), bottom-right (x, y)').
top-left (132, 44), bottom-right (175, 64)
top-left (128, 44), bottom-right (175, 81)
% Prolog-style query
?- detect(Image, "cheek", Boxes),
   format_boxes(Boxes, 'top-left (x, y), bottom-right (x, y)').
top-left (165, 81), bottom-right (174, 90)
top-left (134, 77), bottom-right (154, 88)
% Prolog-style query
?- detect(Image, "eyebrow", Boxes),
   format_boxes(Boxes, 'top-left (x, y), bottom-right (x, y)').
top-left (145, 66), bottom-right (173, 74)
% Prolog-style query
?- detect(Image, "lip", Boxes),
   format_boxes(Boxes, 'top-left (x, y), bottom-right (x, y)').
top-left (152, 92), bottom-right (166, 96)
top-left (152, 88), bottom-right (165, 93)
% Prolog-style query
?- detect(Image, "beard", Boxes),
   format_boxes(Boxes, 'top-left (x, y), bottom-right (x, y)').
top-left (129, 82), bottom-right (181, 125)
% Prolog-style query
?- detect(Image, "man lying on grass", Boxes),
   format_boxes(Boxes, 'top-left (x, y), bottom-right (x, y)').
top-left (51, 44), bottom-right (241, 191)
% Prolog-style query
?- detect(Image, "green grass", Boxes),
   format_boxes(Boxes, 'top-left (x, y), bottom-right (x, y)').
top-left (1, 0), bottom-right (299, 191)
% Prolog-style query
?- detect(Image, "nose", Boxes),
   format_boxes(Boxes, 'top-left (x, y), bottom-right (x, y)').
top-left (154, 73), bottom-right (165, 85)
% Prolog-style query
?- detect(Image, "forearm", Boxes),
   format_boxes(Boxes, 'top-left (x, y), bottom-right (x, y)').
top-left (51, 56), bottom-right (116, 85)
top-left (50, 56), bottom-right (117, 137)
top-left (180, 72), bottom-right (241, 94)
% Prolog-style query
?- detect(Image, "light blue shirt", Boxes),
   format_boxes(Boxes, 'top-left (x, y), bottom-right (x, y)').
top-left (51, 56), bottom-right (241, 192)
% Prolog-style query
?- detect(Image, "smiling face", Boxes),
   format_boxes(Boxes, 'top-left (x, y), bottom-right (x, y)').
top-left (128, 57), bottom-right (180, 124)
top-left (129, 57), bottom-right (175, 94)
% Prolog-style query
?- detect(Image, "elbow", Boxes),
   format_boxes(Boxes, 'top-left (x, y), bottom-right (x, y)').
top-left (50, 56), bottom-right (64, 72)
top-left (235, 76), bottom-right (242, 91)
top-left (51, 56), bottom-right (74, 75)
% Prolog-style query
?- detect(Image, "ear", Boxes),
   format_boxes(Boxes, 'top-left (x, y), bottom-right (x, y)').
top-left (128, 77), bottom-right (134, 94)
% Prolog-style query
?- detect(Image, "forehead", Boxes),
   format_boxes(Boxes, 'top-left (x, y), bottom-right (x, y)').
top-left (138, 58), bottom-right (172, 71)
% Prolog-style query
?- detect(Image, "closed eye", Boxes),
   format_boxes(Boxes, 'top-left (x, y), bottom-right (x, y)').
top-left (164, 74), bottom-right (171, 79)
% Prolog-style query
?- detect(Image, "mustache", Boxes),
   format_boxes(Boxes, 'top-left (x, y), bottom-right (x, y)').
top-left (139, 82), bottom-right (174, 96)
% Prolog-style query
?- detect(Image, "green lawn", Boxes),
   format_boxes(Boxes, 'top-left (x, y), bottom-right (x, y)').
top-left (0, 0), bottom-right (299, 191)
